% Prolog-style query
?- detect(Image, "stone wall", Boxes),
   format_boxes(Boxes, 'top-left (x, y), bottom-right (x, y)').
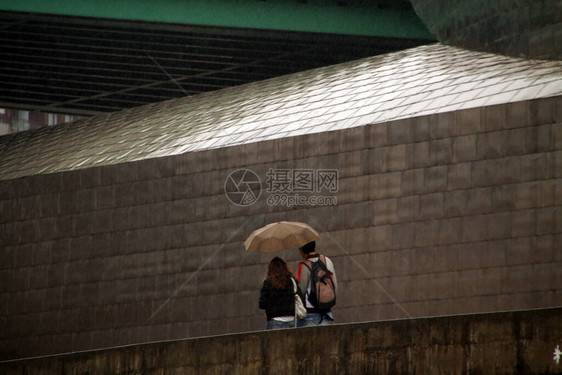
top-left (410, 0), bottom-right (561, 60)
top-left (0, 96), bottom-right (561, 360)
top-left (1, 308), bottom-right (561, 374)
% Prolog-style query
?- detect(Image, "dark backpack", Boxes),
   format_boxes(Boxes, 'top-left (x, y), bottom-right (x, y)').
top-left (303, 255), bottom-right (336, 311)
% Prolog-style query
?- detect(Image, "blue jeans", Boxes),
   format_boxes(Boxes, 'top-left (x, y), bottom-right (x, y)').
top-left (297, 312), bottom-right (332, 327)
top-left (266, 319), bottom-right (295, 330)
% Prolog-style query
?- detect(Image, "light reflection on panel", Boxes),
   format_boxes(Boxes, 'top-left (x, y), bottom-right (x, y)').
top-left (0, 43), bottom-right (561, 180)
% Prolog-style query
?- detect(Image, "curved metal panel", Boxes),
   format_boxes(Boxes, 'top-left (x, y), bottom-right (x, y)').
top-left (0, 43), bottom-right (561, 180)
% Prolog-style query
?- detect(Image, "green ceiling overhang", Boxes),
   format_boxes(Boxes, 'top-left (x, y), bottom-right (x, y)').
top-left (0, 0), bottom-right (434, 39)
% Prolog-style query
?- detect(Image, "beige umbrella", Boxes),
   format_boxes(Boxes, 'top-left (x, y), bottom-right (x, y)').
top-left (244, 221), bottom-right (319, 252)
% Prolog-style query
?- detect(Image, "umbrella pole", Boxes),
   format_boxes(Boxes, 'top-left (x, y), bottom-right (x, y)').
top-left (294, 279), bottom-right (297, 328)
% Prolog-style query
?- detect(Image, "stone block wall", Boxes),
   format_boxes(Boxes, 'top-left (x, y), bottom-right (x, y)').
top-left (0, 96), bottom-right (560, 360)
top-left (1, 308), bottom-right (561, 374)
top-left (410, 0), bottom-right (561, 60)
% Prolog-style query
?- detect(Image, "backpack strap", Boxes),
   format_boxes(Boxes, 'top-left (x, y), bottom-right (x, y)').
top-left (316, 254), bottom-right (335, 286)
top-left (297, 261), bottom-right (310, 282)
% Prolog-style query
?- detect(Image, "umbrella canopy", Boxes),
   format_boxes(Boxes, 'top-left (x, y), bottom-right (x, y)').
top-left (244, 221), bottom-right (319, 252)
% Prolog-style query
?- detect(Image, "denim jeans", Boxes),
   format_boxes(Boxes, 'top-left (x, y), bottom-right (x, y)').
top-left (266, 319), bottom-right (295, 330)
top-left (297, 312), bottom-right (332, 327)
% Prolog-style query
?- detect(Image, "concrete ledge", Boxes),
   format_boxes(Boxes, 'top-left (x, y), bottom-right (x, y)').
top-left (2, 308), bottom-right (561, 374)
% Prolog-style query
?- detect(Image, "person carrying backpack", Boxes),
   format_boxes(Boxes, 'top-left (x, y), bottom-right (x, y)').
top-left (296, 241), bottom-right (338, 327)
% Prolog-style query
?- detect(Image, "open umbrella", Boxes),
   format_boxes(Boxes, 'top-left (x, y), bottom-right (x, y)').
top-left (244, 221), bottom-right (319, 252)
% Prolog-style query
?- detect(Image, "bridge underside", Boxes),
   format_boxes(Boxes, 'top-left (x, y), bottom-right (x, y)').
top-left (0, 0), bottom-right (433, 115)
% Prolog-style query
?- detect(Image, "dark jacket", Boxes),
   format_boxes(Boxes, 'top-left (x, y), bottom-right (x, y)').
top-left (259, 276), bottom-right (302, 321)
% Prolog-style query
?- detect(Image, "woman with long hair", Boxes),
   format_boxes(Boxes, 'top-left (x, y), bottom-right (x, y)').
top-left (259, 257), bottom-right (303, 330)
